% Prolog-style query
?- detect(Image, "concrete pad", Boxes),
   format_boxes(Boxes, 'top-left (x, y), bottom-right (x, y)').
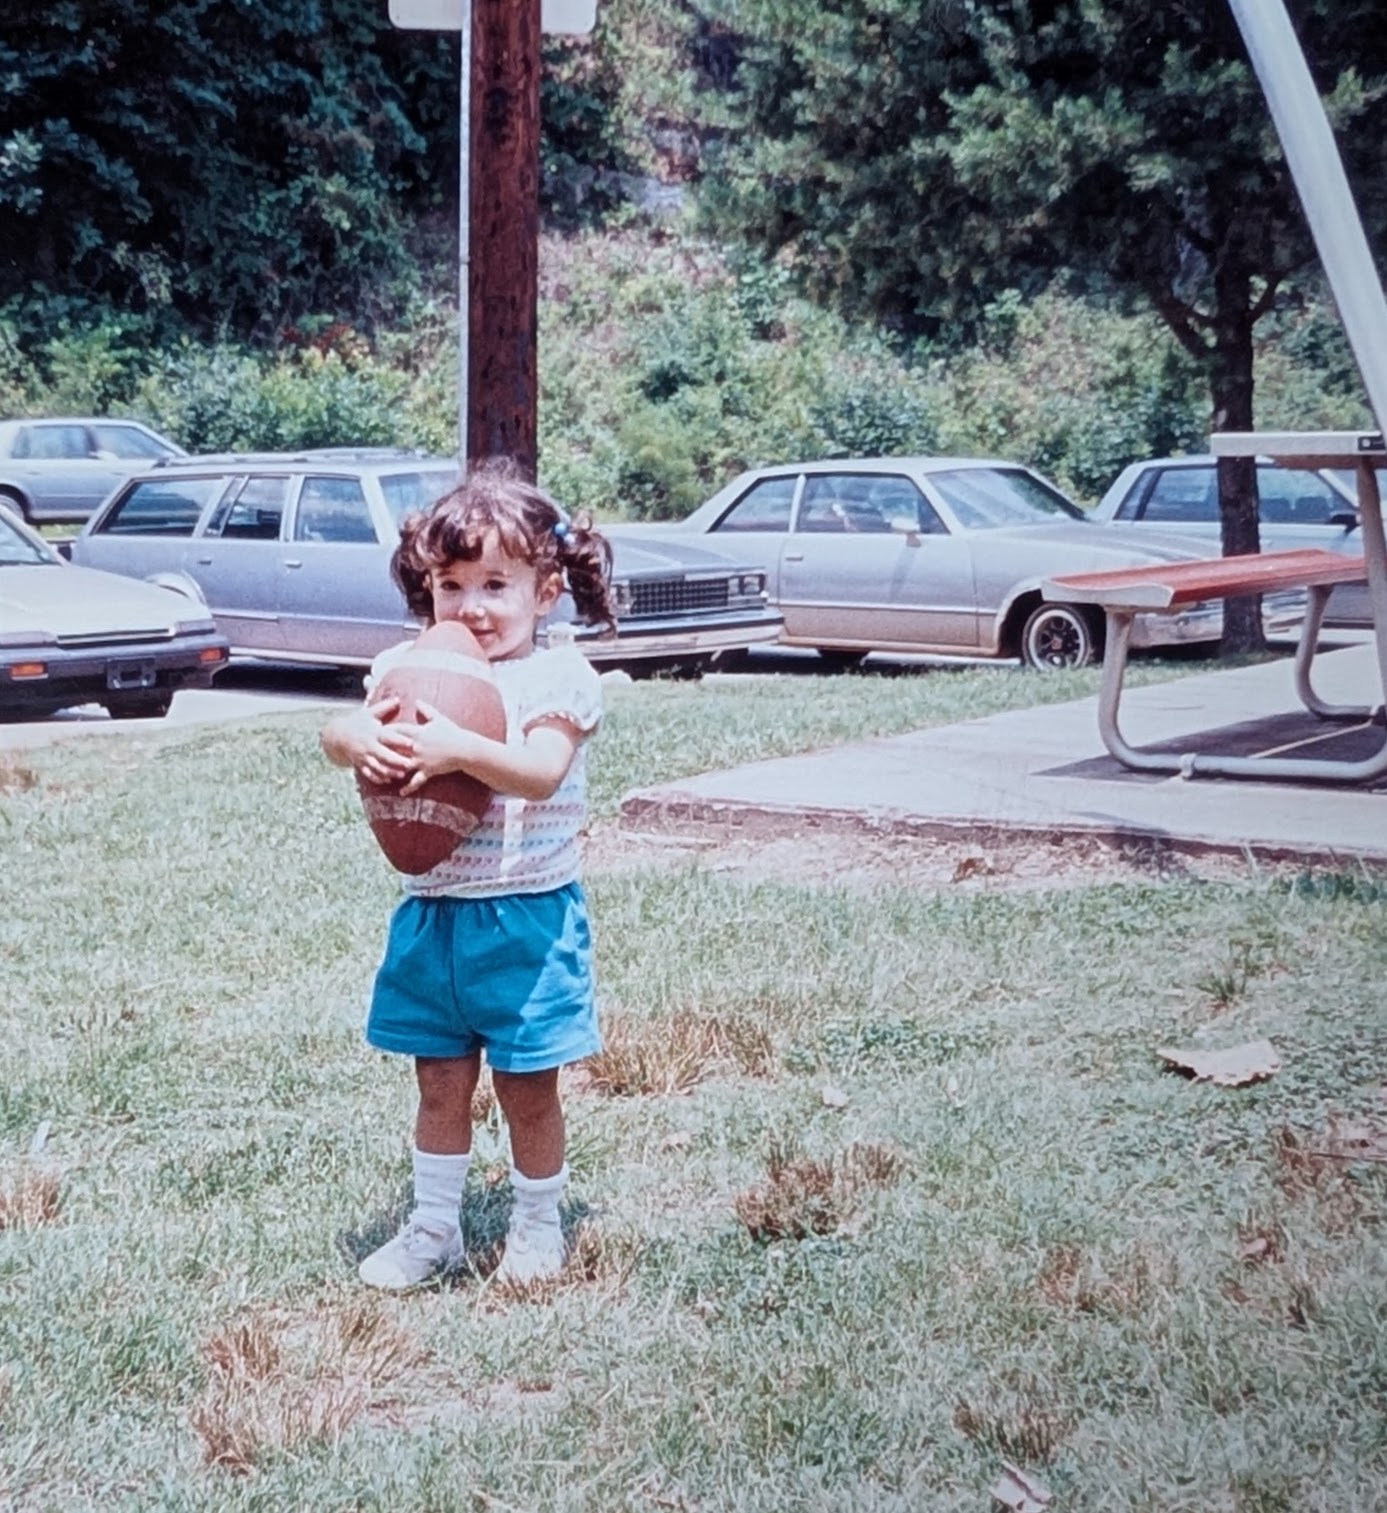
top-left (623, 643), bottom-right (1387, 866)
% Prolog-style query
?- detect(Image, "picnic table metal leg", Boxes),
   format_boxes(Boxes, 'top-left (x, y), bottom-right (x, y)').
top-left (1095, 606), bottom-right (1387, 784)
top-left (1357, 462), bottom-right (1387, 717)
top-left (1292, 585), bottom-right (1380, 722)
top-left (1094, 611), bottom-right (1175, 774)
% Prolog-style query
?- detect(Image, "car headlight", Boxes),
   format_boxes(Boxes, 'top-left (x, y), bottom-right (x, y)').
top-left (174, 617), bottom-right (218, 635)
top-left (611, 581), bottom-right (633, 614)
top-left (738, 572), bottom-right (766, 596)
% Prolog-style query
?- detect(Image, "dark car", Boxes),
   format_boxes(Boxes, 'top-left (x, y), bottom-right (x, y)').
top-left (0, 503), bottom-right (228, 720)
top-left (0, 417), bottom-right (186, 524)
top-left (69, 452), bottom-right (782, 673)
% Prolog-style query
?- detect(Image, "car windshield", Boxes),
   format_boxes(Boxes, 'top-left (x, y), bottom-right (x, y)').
top-left (0, 515), bottom-right (58, 565)
top-left (379, 470), bottom-right (457, 528)
top-left (929, 467), bottom-right (1084, 529)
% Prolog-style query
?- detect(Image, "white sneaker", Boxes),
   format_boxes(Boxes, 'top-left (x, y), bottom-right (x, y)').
top-left (358, 1220), bottom-right (464, 1291)
top-left (494, 1210), bottom-right (566, 1285)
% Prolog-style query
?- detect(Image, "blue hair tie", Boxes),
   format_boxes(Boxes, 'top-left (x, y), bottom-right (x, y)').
top-left (553, 517), bottom-right (571, 541)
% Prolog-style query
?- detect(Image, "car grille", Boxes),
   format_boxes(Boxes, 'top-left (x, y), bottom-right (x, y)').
top-left (56, 628), bottom-right (173, 647)
top-left (628, 576), bottom-right (731, 618)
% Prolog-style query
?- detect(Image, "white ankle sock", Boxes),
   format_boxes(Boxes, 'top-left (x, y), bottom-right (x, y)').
top-left (509, 1162), bottom-right (568, 1221)
top-left (412, 1149), bottom-right (470, 1235)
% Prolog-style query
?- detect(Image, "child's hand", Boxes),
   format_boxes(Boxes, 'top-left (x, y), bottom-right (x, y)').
top-left (323, 696), bottom-right (414, 786)
top-left (396, 699), bottom-right (487, 795)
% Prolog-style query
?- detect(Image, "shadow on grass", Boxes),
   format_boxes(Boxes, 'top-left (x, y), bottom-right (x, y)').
top-left (336, 1179), bottom-right (593, 1288)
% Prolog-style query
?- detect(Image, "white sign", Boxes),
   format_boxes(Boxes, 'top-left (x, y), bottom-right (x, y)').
top-left (388, 0), bottom-right (597, 32)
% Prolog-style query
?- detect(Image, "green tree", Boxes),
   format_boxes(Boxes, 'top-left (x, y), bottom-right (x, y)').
top-left (0, 0), bottom-right (454, 338)
top-left (704, 0), bottom-right (1387, 650)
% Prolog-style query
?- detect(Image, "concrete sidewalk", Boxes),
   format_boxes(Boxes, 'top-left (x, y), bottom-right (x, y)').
top-left (622, 643), bottom-right (1387, 866)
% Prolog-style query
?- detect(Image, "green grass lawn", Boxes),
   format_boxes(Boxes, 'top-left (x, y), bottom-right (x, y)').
top-left (2, 661), bottom-right (1385, 1511)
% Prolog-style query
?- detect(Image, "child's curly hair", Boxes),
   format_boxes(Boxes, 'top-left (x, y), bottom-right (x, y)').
top-left (392, 459), bottom-right (616, 633)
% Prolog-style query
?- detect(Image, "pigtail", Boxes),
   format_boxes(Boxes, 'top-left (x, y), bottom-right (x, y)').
top-left (555, 509), bottom-right (617, 634)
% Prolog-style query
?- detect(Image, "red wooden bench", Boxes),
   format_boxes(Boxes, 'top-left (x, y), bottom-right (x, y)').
top-left (1041, 548), bottom-right (1385, 782)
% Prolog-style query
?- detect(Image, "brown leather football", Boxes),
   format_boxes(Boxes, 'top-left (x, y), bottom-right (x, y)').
top-left (356, 621), bottom-right (507, 874)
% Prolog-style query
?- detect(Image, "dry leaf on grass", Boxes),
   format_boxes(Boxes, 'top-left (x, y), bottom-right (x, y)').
top-left (820, 1084), bottom-right (850, 1109)
top-left (1157, 1039), bottom-right (1280, 1087)
top-left (992, 1460), bottom-right (1052, 1512)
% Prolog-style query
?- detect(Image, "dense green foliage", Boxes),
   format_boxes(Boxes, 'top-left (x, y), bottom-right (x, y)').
top-left (0, 0), bottom-right (462, 338)
top-left (699, 0), bottom-right (1387, 642)
top-left (2, 227), bottom-right (1371, 516)
top-left (0, 0), bottom-right (661, 338)
top-left (0, 1), bottom-right (1379, 529)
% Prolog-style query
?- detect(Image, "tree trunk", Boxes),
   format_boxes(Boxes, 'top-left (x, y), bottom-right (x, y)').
top-left (1209, 290), bottom-right (1265, 655)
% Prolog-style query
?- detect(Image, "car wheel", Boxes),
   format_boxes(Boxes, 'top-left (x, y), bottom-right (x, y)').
top-left (1020, 603), bottom-right (1096, 671)
top-left (0, 487), bottom-right (31, 524)
top-left (816, 649), bottom-right (869, 669)
top-left (103, 692), bottom-right (173, 720)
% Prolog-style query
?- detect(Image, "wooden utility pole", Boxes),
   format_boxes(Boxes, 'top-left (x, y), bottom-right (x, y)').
top-left (467, 0), bottom-right (541, 480)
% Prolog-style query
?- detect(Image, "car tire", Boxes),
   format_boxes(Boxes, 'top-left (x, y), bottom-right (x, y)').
top-left (103, 692), bottom-right (173, 720)
top-left (1020, 603), bottom-right (1097, 671)
top-left (0, 487), bottom-right (30, 524)
top-left (816, 649), bottom-right (869, 669)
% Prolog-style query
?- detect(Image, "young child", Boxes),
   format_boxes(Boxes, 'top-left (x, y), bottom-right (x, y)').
top-left (321, 462), bottom-right (616, 1290)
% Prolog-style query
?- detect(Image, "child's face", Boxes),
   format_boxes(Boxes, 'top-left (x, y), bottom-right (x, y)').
top-left (425, 530), bottom-right (561, 662)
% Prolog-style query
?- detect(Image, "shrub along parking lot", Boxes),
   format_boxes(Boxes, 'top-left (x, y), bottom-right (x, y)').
top-left (2, 662), bottom-right (1385, 1510)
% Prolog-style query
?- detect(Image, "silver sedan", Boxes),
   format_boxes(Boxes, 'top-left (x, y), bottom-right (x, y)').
top-left (1090, 454), bottom-right (1368, 628)
top-left (0, 417), bottom-right (185, 524)
top-left (635, 456), bottom-right (1246, 669)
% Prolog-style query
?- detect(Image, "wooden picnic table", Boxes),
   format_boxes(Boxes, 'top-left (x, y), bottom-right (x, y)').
top-left (1042, 432), bottom-right (1387, 783)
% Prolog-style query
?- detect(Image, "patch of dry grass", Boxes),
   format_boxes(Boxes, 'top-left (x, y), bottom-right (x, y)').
top-left (954, 1382), bottom-right (1077, 1465)
top-left (0, 758), bottom-right (37, 795)
top-left (1034, 1241), bottom-right (1178, 1317)
top-left (0, 1169), bottom-right (61, 1230)
top-left (189, 1301), bottom-right (430, 1475)
top-left (585, 1009), bottom-right (773, 1096)
top-left (734, 1139), bottom-right (906, 1242)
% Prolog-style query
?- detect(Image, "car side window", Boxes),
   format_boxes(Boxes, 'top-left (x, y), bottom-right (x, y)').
top-left (799, 474), bottom-right (891, 533)
top-left (712, 476), bottom-right (796, 532)
top-left (294, 476), bottom-right (378, 543)
top-left (866, 475), bottom-right (947, 534)
top-left (96, 478), bottom-right (224, 536)
top-left (206, 476), bottom-right (289, 540)
top-left (14, 424), bottom-right (91, 461)
top-left (90, 424), bottom-right (172, 460)
top-left (1257, 468), bottom-right (1346, 525)
top-left (1140, 468), bottom-right (1216, 523)
top-left (379, 470), bottom-right (456, 529)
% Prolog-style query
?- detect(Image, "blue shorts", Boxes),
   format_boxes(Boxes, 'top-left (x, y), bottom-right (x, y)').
top-left (366, 883), bottom-right (602, 1072)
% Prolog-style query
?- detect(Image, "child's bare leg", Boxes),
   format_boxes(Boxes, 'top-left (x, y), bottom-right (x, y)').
top-left (491, 1067), bottom-right (568, 1282)
top-left (359, 1053), bottom-right (479, 1291)
top-left (491, 1067), bottom-right (563, 1176)
top-left (415, 1053), bottom-right (481, 1153)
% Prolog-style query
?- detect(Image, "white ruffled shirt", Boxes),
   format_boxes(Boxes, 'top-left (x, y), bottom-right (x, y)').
top-left (365, 641), bottom-right (603, 899)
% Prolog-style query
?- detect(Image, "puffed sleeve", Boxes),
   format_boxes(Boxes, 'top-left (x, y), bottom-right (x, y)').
top-left (520, 646), bottom-right (604, 736)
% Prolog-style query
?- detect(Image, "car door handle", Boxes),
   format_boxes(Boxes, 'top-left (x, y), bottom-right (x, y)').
top-left (195, 556), bottom-right (212, 565)
top-left (283, 558), bottom-right (303, 569)
top-left (784, 551), bottom-right (804, 561)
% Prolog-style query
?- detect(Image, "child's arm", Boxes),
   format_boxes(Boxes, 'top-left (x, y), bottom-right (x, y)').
top-left (395, 702), bottom-right (580, 802)
top-left (319, 696), bottom-right (415, 786)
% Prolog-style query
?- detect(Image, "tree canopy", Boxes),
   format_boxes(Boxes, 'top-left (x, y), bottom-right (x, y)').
top-left (0, 1), bottom-right (469, 337)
